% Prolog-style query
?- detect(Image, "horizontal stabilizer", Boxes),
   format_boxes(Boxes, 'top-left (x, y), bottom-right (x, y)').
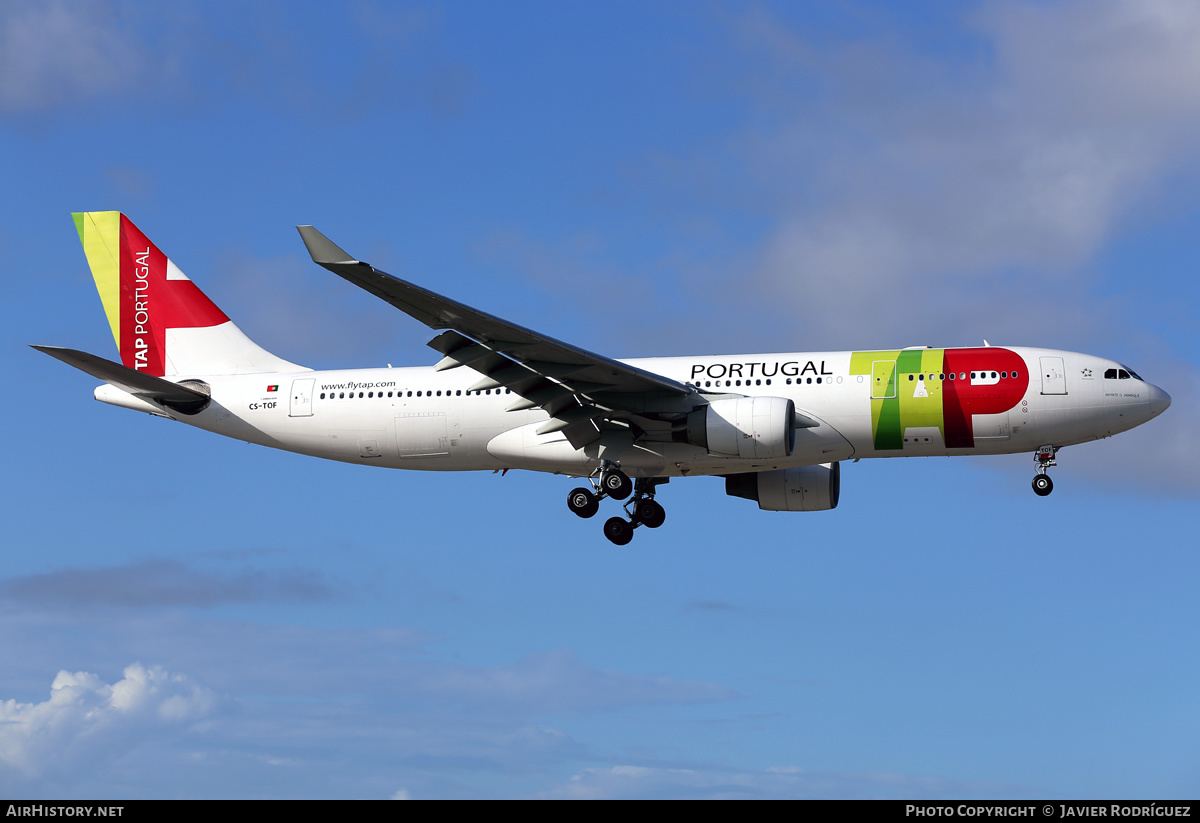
top-left (31, 346), bottom-right (211, 414)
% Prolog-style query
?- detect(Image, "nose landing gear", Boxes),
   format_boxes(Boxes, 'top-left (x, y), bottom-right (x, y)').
top-left (1032, 445), bottom-right (1057, 496)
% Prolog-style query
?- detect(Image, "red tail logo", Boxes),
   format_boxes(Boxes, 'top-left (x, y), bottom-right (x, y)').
top-left (116, 217), bottom-right (228, 375)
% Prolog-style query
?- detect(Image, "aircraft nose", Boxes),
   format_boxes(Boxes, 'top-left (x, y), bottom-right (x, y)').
top-left (1150, 384), bottom-right (1172, 417)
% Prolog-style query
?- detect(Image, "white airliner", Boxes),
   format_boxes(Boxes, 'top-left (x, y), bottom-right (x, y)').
top-left (37, 213), bottom-right (1172, 544)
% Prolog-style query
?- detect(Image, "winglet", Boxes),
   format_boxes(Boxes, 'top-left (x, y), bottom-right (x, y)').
top-left (296, 225), bottom-right (357, 265)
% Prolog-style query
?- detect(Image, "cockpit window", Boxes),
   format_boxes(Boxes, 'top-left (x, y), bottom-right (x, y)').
top-left (1107, 365), bottom-right (1143, 380)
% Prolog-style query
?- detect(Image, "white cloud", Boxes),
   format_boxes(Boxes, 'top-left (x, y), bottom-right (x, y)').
top-left (392, 649), bottom-right (736, 716)
top-left (0, 663), bottom-right (216, 782)
top-left (0, 559), bottom-right (337, 608)
top-left (0, 0), bottom-right (469, 124)
top-left (0, 606), bottom-right (744, 796)
top-left (711, 1), bottom-right (1200, 348)
top-left (538, 763), bottom-right (1027, 800)
top-left (0, 1), bottom-right (146, 115)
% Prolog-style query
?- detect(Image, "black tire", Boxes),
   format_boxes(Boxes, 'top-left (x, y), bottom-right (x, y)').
top-left (1032, 474), bottom-right (1053, 496)
top-left (567, 487), bottom-right (600, 518)
top-left (603, 516), bottom-right (634, 546)
top-left (635, 499), bottom-right (666, 529)
top-left (602, 469), bottom-right (633, 501)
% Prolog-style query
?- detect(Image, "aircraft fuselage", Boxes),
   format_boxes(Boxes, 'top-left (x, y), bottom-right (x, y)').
top-left (111, 346), bottom-right (1168, 479)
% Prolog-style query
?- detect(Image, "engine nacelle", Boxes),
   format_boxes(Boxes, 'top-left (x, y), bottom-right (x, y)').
top-left (725, 463), bottom-right (840, 511)
top-left (678, 396), bottom-right (796, 459)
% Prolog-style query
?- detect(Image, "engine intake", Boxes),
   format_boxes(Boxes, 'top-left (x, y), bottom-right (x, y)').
top-left (676, 396), bottom-right (796, 459)
top-left (725, 463), bottom-right (840, 511)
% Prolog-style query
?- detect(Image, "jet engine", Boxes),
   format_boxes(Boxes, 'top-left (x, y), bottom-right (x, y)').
top-left (725, 463), bottom-right (840, 511)
top-left (675, 396), bottom-right (796, 459)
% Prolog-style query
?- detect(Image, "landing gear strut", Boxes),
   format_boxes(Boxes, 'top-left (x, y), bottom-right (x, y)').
top-left (1032, 445), bottom-right (1057, 497)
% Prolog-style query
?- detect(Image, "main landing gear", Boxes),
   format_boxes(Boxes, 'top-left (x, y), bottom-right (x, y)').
top-left (567, 463), bottom-right (630, 520)
top-left (1032, 445), bottom-right (1057, 497)
top-left (566, 464), bottom-right (666, 545)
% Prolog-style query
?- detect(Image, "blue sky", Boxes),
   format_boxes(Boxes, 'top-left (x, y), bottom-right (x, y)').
top-left (1, 0), bottom-right (1198, 799)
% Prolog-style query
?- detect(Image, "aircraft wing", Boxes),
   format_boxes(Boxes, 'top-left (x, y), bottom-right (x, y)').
top-left (32, 346), bottom-right (211, 414)
top-left (297, 226), bottom-right (696, 446)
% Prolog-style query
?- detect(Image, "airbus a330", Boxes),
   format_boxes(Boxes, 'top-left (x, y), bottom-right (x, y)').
top-left (36, 213), bottom-right (1172, 544)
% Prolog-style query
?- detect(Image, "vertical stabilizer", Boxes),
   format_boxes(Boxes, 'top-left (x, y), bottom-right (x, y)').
top-left (73, 212), bottom-right (307, 377)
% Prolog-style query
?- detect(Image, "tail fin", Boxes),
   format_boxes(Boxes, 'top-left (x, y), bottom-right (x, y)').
top-left (73, 212), bottom-right (306, 377)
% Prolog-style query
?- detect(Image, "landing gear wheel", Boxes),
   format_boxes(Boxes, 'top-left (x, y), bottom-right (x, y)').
top-left (567, 487), bottom-right (600, 518)
top-left (634, 498), bottom-right (666, 529)
top-left (1032, 474), bottom-right (1053, 496)
top-left (603, 516), bottom-right (634, 546)
top-left (601, 469), bottom-right (633, 501)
